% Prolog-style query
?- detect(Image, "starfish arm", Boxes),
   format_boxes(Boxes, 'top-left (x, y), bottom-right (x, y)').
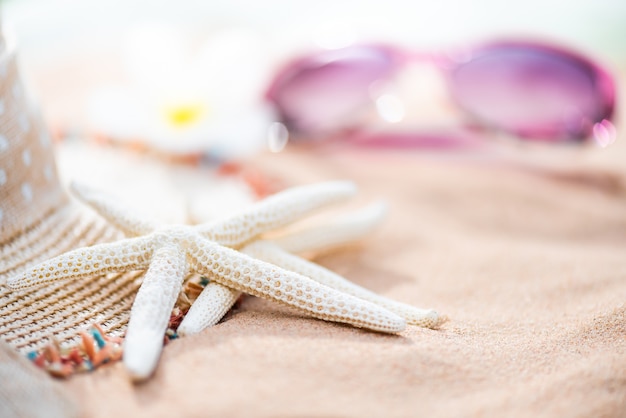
top-left (197, 181), bottom-right (357, 248)
top-left (269, 201), bottom-right (388, 254)
top-left (177, 283), bottom-right (241, 336)
top-left (176, 202), bottom-right (385, 335)
top-left (6, 236), bottom-right (155, 288)
top-left (123, 244), bottom-right (187, 381)
top-left (244, 241), bottom-right (445, 329)
top-left (189, 238), bottom-right (406, 334)
top-left (71, 182), bottom-right (158, 236)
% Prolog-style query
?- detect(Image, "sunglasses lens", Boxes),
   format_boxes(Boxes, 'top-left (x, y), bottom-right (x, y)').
top-left (448, 44), bottom-right (615, 142)
top-left (266, 46), bottom-right (398, 136)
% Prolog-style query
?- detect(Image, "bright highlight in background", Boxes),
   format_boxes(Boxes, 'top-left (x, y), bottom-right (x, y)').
top-left (593, 119), bottom-right (617, 148)
top-left (375, 94), bottom-right (405, 123)
top-left (268, 122), bottom-right (289, 153)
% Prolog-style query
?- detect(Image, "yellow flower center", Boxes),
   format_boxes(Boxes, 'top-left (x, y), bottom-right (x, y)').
top-left (165, 103), bottom-right (206, 128)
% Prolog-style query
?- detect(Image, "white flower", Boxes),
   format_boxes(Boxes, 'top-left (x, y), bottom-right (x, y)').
top-left (87, 22), bottom-right (276, 159)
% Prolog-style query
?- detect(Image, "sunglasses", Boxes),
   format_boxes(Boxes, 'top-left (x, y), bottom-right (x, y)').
top-left (265, 40), bottom-right (617, 149)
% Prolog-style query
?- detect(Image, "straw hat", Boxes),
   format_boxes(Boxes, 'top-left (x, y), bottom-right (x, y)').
top-left (0, 339), bottom-right (79, 417)
top-left (0, 33), bottom-right (138, 355)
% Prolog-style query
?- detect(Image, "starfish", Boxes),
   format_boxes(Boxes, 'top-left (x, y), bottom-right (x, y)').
top-left (8, 181), bottom-right (444, 381)
top-left (180, 201), bottom-right (443, 335)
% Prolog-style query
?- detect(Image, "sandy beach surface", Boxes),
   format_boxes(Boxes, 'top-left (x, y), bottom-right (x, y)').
top-left (59, 139), bottom-right (626, 418)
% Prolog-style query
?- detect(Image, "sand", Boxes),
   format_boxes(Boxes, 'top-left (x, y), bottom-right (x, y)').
top-left (62, 141), bottom-right (626, 418)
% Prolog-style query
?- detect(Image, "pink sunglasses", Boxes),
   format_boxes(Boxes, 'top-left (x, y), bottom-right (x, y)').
top-left (266, 40), bottom-right (617, 149)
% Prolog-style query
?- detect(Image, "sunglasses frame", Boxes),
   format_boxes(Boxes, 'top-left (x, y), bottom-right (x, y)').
top-left (266, 39), bottom-right (617, 146)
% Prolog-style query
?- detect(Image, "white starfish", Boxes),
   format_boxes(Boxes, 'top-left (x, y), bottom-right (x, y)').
top-left (176, 203), bottom-right (386, 336)
top-left (180, 202), bottom-right (443, 335)
top-left (8, 181), bottom-right (443, 381)
top-left (68, 183), bottom-right (443, 334)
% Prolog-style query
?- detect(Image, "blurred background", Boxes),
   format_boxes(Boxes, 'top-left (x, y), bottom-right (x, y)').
top-left (1, 0), bottom-right (625, 210)
top-left (4, 0), bottom-right (626, 60)
top-left (2, 0), bottom-right (625, 138)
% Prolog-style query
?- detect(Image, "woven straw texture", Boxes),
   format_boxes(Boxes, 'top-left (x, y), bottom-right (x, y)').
top-left (0, 43), bottom-right (137, 355)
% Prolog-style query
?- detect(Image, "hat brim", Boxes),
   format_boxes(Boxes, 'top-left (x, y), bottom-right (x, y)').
top-left (0, 201), bottom-right (139, 354)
